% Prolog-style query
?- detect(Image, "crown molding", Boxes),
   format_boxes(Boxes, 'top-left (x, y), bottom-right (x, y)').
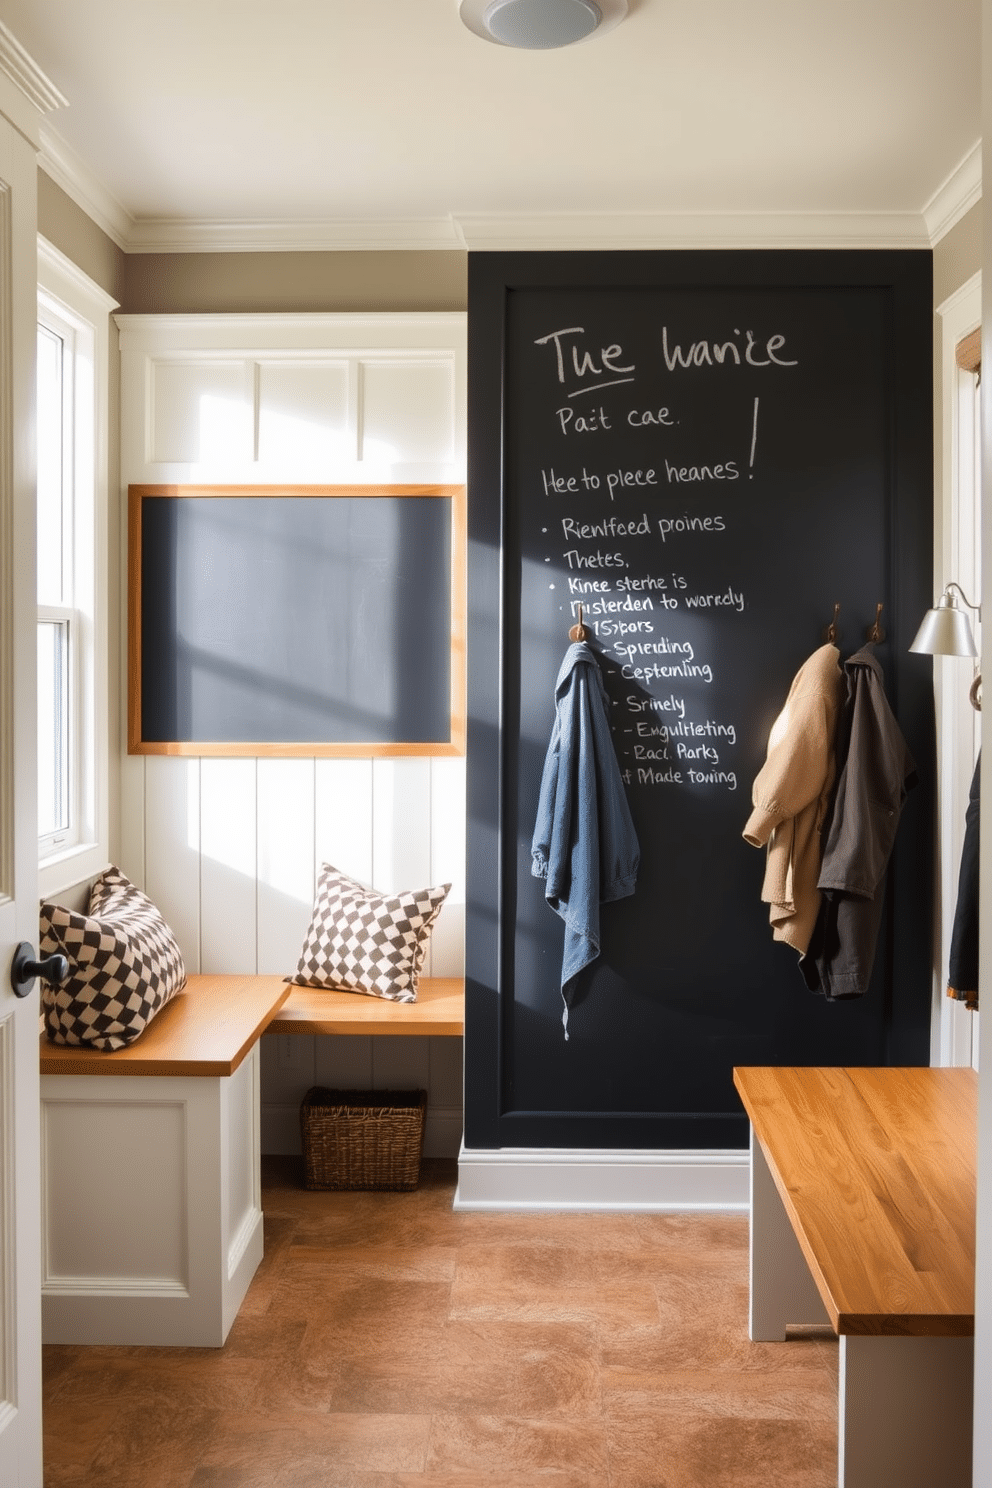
top-left (0, 22), bottom-right (67, 117)
top-left (922, 140), bottom-right (982, 245)
top-left (36, 116), bottom-right (980, 256)
top-left (452, 210), bottom-right (933, 252)
top-left (124, 214), bottom-right (466, 253)
top-left (39, 125), bottom-right (132, 249)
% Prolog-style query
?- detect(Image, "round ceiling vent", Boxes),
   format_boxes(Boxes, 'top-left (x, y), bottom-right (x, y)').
top-left (460, 0), bottom-right (627, 49)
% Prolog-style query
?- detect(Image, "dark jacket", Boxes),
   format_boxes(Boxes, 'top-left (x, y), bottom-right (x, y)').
top-left (531, 642), bottom-right (639, 1037)
top-left (800, 646), bottom-right (917, 999)
top-left (948, 754), bottom-right (980, 1010)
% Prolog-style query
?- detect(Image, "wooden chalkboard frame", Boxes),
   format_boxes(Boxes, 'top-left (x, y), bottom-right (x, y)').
top-left (128, 484), bottom-right (466, 757)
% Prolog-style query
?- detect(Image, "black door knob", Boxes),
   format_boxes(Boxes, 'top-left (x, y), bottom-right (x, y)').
top-left (10, 942), bottom-right (68, 999)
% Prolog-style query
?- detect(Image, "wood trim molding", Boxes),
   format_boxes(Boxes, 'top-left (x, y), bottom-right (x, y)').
top-left (128, 483), bottom-right (467, 758)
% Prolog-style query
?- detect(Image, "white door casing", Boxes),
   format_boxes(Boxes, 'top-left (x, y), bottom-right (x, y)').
top-left (0, 29), bottom-right (68, 1487)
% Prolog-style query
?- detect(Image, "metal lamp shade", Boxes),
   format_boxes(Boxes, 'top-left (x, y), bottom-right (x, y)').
top-left (909, 590), bottom-right (978, 657)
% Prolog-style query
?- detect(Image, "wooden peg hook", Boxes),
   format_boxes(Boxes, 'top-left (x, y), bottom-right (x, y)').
top-left (867, 603), bottom-right (885, 644)
top-left (569, 603), bottom-right (588, 642)
top-left (824, 603), bottom-right (840, 644)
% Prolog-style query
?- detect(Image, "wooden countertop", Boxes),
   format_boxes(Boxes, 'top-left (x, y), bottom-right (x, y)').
top-left (40, 974), bottom-right (291, 1077)
top-left (734, 1065), bottom-right (977, 1337)
top-left (268, 976), bottom-right (465, 1036)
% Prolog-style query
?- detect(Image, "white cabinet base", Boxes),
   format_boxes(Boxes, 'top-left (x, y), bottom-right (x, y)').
top-left (40, 1047), bottom-right (263, 1347)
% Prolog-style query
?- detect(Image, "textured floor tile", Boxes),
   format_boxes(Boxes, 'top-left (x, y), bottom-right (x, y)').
top-left (600, 1273), bottom-right (837, 1377)
top-left (222, 1309), bottom-right (309, 1365)
top-left (236, 1213), bottom-right (298, 1319)
top-left (606, 1411), bottom-right (837, 1488)
top-left (43, 1164), bottom-right (836, 1488)
top-left (425, 1412), bottom-right (609, 1476)
top-left (44, 1349), bottom-right (265, 1414)
top-left (42, 1391), bottom-right (125, 1478)
top-left (320, 1319), bottom-right (601, 1419)
top-left (603, 1363), bottom-right (837, 1421)
top-left (285, 1241), bottom-right (458, 1285)
top-left (449, 1278), bottom-right (658, 1326)
top-left (82, 1398), bottom-right (219, 1488)
top-left (191, 1408), bottom-right (431, 1481)
top-left (274, 1272), bottom-right (454, 1338)
top-left (389, 1473), bottom-right (609, 1488)
top-left (42, 1345), bottom-right (83, 1392)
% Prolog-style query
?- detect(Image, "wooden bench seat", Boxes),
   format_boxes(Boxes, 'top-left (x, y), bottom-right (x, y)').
top-left (734, 1065), bottom-right (976, 1488)
top-left (268, 975), bottom-right (465, 1037)
top-left (39, 972), bottom-right (291, 1076)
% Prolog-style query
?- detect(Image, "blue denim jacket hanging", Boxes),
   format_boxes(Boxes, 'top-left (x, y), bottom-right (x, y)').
top-left (531, 642), bottom-right (640, 1038)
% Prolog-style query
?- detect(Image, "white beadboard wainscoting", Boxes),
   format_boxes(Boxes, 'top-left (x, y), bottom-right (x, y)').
top-left (116, 315), bottom-right (467, 1155)
top-left (118, 753), bottom-right (466, 1157)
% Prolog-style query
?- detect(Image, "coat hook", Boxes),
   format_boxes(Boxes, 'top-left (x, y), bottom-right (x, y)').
top-left (569, 603), bottom-right (588, 642)
top-left (867, 603), bottom-right (885, 644)
top-left (824, 603), bottom-right (841, 644)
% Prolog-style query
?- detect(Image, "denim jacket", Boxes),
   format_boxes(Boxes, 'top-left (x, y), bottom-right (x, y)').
top-left (531, 642), bottom-right (639, 1036)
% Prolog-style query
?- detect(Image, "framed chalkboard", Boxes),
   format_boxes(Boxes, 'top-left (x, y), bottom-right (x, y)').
top-left (466, 249), bottom-right (934, 1151)
top-left (128, 484), bottom-right (465, 756)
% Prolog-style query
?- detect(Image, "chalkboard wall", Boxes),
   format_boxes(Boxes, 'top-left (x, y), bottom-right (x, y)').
top-left (465, 250), bottom-right (934, 1151)
top-left (129, 485), bottom-right (465, 757)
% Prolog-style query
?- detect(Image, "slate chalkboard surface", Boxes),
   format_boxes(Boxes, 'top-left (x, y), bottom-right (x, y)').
top-left (129, 485), bottom-right (465, 756)
top-left (466, 250), bottom-right (934, 1151)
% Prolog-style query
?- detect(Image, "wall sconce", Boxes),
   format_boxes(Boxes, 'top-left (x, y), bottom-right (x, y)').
top-left (909, 582), bottom-right (981, 658)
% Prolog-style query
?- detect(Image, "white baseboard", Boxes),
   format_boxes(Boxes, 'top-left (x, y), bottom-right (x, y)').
top-left (454, 1144), bottom-right (750, 1212)
top-left (261, 1103), bottom-right (464, 1160)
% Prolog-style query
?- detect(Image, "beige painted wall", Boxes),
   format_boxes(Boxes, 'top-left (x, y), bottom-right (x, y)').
top-left (37, 174), bottom-right (125, 302)
top-left (934, 200), bottom-right (982, 308)
top-left (121, 248), bottom-right (467, 314)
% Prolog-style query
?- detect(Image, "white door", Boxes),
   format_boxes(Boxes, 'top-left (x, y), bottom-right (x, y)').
top-left (0, 97), bottom-right (45, 1488)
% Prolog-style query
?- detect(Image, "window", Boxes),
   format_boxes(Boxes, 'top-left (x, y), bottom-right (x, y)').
top-left (37, 316), bottom-right (74, 851)
top-left (37, 239), bottom-right (116, 897)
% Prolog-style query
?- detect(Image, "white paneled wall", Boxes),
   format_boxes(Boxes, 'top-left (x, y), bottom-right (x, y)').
top-left (116, 315), bottom-right (467, 1156)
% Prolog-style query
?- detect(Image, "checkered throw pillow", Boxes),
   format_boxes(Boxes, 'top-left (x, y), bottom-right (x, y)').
top-left (39, 865), bottom-right (187, 1051)
top-left (288, 863), bottom-right (450, 1003)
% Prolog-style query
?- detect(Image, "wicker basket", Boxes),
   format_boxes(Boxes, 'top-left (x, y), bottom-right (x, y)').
top-left (300, 1087), bottom-right (427, 1191)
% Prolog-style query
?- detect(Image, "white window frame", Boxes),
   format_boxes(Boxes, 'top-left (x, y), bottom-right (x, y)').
top-left (37, 238), bottom-right (116, 898)
top-left (934, 270), bottom-right (982, 1070)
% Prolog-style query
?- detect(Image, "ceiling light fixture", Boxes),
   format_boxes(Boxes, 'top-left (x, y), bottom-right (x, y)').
top-left (459, 0), bottom-right (627, 49)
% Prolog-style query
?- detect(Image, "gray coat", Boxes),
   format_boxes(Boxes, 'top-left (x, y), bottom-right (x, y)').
top-left (800, 646), bottom-right (917, 1000)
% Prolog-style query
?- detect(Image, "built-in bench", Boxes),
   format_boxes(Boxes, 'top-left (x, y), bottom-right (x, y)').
top-left (267, 974), bottom-right (465, 1037)
top-left (40, 972), bottom-right (464, 1347)
top-left (734, 1065), bottom-right (976, 1488)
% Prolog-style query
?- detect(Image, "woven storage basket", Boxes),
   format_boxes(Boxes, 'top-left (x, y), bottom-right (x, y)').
top-left (300, 1087), bottom-right (427, 1192)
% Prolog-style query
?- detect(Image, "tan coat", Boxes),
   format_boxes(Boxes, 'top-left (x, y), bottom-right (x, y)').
top-left (743, 643), bottom-right (843, 955)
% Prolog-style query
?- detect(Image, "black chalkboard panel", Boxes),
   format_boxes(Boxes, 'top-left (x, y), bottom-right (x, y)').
top-left (129, 485), bottom-right (465, 756)
top-left (466, 250), bottom-right (934, 1151)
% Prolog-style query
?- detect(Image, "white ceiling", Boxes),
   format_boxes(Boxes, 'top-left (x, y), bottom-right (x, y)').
top-left (0, 0), bottom-right (983, 252)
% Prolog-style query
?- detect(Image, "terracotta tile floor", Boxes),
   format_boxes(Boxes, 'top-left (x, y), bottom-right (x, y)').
top-left (43, 1157), bottom-right (838, 1487)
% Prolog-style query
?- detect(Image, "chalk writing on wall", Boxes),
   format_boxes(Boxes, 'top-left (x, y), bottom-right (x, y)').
top-left (463, 252), bottom-right (935, 1151)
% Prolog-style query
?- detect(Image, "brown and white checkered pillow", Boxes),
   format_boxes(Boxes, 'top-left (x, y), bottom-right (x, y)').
top-left (288, 863), bottom-right (450, 1003)
top-left (39, 865), bottom-right (187, 1051)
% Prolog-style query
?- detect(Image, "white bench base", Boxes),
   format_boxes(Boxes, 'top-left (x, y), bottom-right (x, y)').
top-left (40, 1046), bottom-right (262, 1348)
top-left (749, 1134), bottom-right (973, 1488)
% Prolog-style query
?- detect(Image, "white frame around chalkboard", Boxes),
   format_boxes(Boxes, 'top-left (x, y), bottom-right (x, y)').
top-left (128, 483), bottom-right (466, 757)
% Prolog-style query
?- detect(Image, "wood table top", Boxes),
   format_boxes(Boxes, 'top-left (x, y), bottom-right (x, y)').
top-left (269, 976), bottom-right (465, 1036)
top-left (40, 973), bottom-right (291, 1077)
top-left (734, 1065), bottom-right (977, 1337)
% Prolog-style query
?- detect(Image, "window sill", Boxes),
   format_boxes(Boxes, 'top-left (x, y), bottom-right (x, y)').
top-left (38, 841), bottom-right (111, 903)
